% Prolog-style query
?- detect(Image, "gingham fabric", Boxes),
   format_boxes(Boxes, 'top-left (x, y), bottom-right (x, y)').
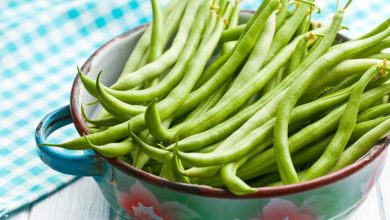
top-left (0, 0), bottom-right (389, 217)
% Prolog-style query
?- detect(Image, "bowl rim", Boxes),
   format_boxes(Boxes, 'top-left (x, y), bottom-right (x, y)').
top-left (70, 11), bottom-right (389, 199)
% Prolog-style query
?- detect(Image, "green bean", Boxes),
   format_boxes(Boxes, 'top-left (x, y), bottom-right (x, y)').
top-left (331, 117), bottom-right (390, 171)
top-left (295, 12), bottom-right (312, 37)
top-left (131, 23), bottom-right (174, 166)
top-left (193, 0), bottom-right (280, 96)
top-left (159, 163), bottom-right (171, 180)
top-left (40, 120), bottom-right (133, 149)
top-left (248, 173), bottom-right (280, 188)
top-left (327, 74), bottom-right (362, 95)
top-left (111, 0), bottom-right (202, 90)
top-left (193, 50), bottom-right (233, 89)
top-left (134, 149), bottom-right (151, 169)
top-left (239, 0), bottom-right (270, 36)
top-left (238, 83), bottom-right (390, 182)
top-left (94, 93), bottom-right (134, 122)
top-left (91, 1), bottom-right (210, 105)
top-left (220, 12), bottom-right (276, 101)
top-left (132, 130), bottom-right (155, 169)
top-left (177, 163), bottom-right (220, 178)
top-left (88, 127), bottom-right (104, 134)
top-left (144, 99), bottom-right (171, 142)
top-left (92, 104), bottom-right (111, 120)
top-left (269, 171), bottom-right (307, 187)
top-left (222, 1), bottom-right (241, 53)
top-left (275, 0), bottom-right (289, 30)
top-left (199, 111), bottom-right (386, 187)
top-left (178, 84), bottom-right (352, 166)
top-left (358, 103), bottom-right (390, 122)
top-left (355, 18), bottom-right (390, 40)
top-left (164, 27), bottom-right (328, 152)
top-left (172, 153), bottom-right (191, 183)
top-left (303, 59), bottom-right (382, 102)
top-left (221, 161), bottom-right (257, 195)
top-left (149, 0), bottom-right (163, 61)
top-left (261, 67), bottom-right (285, 95)
top-left (175, 145), bottom-right (221, 178)
top-left (221, 0), bottom-right (273, 43)
top-left (136, 0), bottom-right (187, 69)
top-left (84, 136), bottom-right (134, 159)
top-left (179, 122), bottom-right (274, 167)
top-left (171, 26), bottom-right (328, 139)
top-left (199, 129), bottom-right (326, 189)
top-left (274, 7), bottom-right (388, 184)
top-left (369, 53), bottom-right (390, 60)
top-left (44, 0), bottom-right (390, 182)
top-left (95, 72), bottom-right (145, 120)
top-left (46, 27), bottom-right (329, 151)
top-left (196, 140), bottom-right (223, 153)
top-left (80, 0), bottom-right (214, 141)
top-left (304, 34), bottom-right (324, 58)
top-left (171, 91), bottom-right (285, 152)
top-left (366, 72), bottom-right (390, 91)
top-left (356, 37), bottom-right (390, 58)
top-left (136, 52), bottom-right (150, 72)
top-left (106, 0), bottom-right (186, 90)
top-left (219, 0), bottom-right (232, 21)
top-left (184, 20), bottom-right (324, 109)
top-left (146, 0), bottom-right (230, 122)
top-left (265, 0), bottom-right (313, 64)
top-left (220, 24), bottom-right (245, 43)
top-left (288, 37), bottom-right (308, 74)
top-left (119, 0), bottom-right (184, 79)
top-left (129, 129), bottom-right (173, 163)
top-left (218, 133), bottom-right (274, 191)
top-left (150, 138), bottom-right (190, 182)
top-left (238, 90), bottom-right (262, 112)
top-left (292, 136), bottom-right (331, 168)
top-left (145, 9), bottom-right (232, 142)
top-left (102, 1), bottom-right (228, 135)
top-left (176, 25), bottom-right (303, 139)
top-left (297, 0), bottom-right (319, 37)
top-left (350, 116), bottom-right (390, 141)
top-left (177, 77), bottom-right (233, 126)
top-left (159, 156), bottom-right (190, 183)
top-left (119, 28), bottom-right (151, 80)
top-left (222, 127), bottom-right (331, 193)
top-left (201, 8), bottom-right (217, 40)
top-left (80, 105), bottom-right (119, 127)
top-left (302, 65), bottom-right (384, 181)
top-left (146, 1), bottom-right (279, 142)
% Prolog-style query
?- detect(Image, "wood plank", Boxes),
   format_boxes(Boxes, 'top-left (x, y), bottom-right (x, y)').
top-left (28, 178), bottom-right (110, 220)
top-left (349, 185), bottom-right (383, 220)
top-left (3, 206), bottom-right (30, 220)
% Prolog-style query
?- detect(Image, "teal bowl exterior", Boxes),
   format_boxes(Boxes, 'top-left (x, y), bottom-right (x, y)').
top-left (35, 11), bottom-right (389, 220)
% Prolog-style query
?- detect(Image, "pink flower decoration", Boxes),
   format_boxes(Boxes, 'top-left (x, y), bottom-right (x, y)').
top-left (254, 198), bottom-right (316, 220)
top-left (118, 181), bottom-right (175, 220)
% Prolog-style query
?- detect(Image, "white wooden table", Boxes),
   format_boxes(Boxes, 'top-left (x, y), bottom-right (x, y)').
top-left (5, 159), bottom-right (390, 220)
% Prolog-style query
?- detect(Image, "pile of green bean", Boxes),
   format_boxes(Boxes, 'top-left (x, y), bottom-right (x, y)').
top-left (42, 0), bottom-right (390, 195)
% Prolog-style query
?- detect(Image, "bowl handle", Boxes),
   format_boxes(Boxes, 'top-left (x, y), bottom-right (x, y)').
top-left (35, 105), bottom-right (112, 178)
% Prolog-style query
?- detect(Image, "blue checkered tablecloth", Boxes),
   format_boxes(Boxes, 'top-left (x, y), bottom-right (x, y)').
top-left (0, 0), bottom-right (389, 217)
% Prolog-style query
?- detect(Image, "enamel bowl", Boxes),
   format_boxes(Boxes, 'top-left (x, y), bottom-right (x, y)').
top-left (35, 11), bottom-right (389, 220)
